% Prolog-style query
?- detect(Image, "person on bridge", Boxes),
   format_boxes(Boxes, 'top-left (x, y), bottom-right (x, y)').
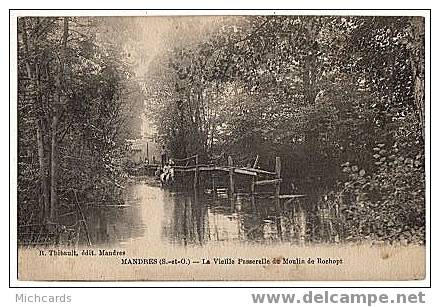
top-left (160, 162), bottom-right (174, 184)
top-left (163, 163), bottom-right (171, 175)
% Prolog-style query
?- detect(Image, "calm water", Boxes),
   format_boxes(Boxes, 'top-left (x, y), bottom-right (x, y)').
top-left (83, 178), bottom-right (341, 247)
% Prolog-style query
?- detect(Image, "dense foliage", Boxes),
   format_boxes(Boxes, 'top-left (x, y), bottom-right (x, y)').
top-left (144, 16), bottom-right (425, 244)
top-left (17, 17), bottom-right (137, 243)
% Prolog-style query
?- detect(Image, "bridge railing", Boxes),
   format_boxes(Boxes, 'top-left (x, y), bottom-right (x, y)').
top-left (172, 154), bottom-right (199, 167)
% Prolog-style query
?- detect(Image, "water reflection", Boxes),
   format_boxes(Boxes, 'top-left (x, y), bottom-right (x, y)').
top-left (84, 181), bottom-right (341, 247)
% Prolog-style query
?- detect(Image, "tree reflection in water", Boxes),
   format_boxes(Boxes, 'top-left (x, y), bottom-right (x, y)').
top-left (163, 187), bottom-right (334, 246)
top-left (81, 182), bottom-right (341, 247)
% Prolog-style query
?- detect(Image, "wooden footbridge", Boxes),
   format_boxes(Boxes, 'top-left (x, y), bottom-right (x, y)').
top-left (139, 154), bottom-right (305, 208)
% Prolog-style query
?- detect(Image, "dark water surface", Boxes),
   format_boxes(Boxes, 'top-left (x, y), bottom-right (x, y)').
top-left (84, 178), bottom-right (340, 247)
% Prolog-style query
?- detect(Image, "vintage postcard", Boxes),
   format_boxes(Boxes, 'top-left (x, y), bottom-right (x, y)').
top-left (12, 10), bottom-right (428, 281)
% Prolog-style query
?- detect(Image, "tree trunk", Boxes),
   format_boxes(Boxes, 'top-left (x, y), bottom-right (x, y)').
top-left (303, 19), bottom-right (319, 105)
top-left (37, 120), bottom-right (50, 221)
top-left (50, 114), bottom-right (59, 220)
top-left (409, 17), bottom-right (425, 141)
top-left (20, 18), bottom-right (52, 221)
top-left (50, 17), bottom-right (69, 220)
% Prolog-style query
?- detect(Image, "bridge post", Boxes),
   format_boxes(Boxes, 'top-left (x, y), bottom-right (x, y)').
top-left (275, 156), bottom-right (281, 211)
top-left (211, 174), bottom-right (217, 197)
top-left (253, 155), bottom-right (259, 168)
top-left (194, 154), bottom-right (199, 190)
top-left (250, 176), bottom-right (256, 209)
top-left (228, 156), bottom-right (234, 199)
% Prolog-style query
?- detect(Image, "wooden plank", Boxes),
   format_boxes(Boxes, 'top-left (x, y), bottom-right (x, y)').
top-left (254, 178), bottom-right (283, 186)
top-left (199, 166), bottom-right (229, 172)
top-left (279, 194), bottom-right (306, 199)
top-left (173, 168), bottom-right (193, 172)
top-left (174, 166), bottom-right (266, 176)
top-left (268, 194), bottom-right (306, 200)
top-left (175, 165), bottom-right (228, 172)
top-left (243, 167), bottom-right (277, 175)
top-left (174, 165), bottom-right (273, 175)
top-left (234, 168), bottom-right (257, 176)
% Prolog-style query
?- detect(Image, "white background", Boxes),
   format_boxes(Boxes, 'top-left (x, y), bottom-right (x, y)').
top-left (1, 1), bottom-right (437, 306)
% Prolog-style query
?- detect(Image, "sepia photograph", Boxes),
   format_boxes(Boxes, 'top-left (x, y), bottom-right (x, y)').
top-left (13, 11), bottom-right (427, 281)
